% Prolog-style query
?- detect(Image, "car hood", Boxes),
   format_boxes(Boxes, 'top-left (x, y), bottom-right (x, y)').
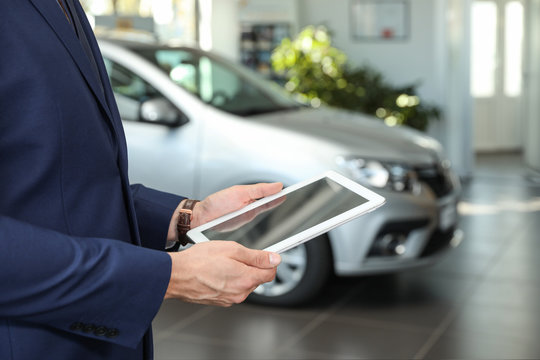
top-left (253, 106), bottom-right (444, 165)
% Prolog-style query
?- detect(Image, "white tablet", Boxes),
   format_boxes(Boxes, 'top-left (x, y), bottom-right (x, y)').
top-left (187, 171), bottom-right (386, 253)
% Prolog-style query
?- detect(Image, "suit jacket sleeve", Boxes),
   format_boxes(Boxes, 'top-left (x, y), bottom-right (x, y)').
top-left (131, 184), bottom-right (186, 250)
top-left (0, 214), bottom-right (171, 349)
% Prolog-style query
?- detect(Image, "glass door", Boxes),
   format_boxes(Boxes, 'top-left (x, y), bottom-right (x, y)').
top-left (470, 0), bottom-right (524, 151)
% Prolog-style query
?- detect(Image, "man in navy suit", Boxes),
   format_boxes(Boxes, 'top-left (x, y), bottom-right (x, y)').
top-left (0, 0), bottom-right (282, 359)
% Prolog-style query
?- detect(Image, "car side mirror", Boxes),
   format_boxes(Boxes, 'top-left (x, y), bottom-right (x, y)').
top-left (139, 98), bottom-right (188, 127)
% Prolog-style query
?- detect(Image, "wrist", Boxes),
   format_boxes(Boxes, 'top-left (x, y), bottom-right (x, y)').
top-left (166, 199), bottom-right (200, 250)
top-left (190, 201), bottom-right (204, 228)
top-left (166, 199), bottom-right (186, 244)
top-left (177, 199), bottom-right (199, 245)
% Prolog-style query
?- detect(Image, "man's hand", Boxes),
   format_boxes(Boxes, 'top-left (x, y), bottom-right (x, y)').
top-left (191, 182), bottom-right (283, 228)
top-left (165, 241), bottom-right (281, 306)
top-left (164, 182), bottom-right (283, 306)
top-left (167, 182), bottom-right (283, 242)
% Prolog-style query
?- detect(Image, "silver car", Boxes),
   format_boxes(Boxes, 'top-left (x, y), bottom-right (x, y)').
top-left (98, 38), bottom-right (463, 306)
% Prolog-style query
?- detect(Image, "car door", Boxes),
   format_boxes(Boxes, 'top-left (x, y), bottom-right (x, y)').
top-left (102, 56), bottom-right (199, 197)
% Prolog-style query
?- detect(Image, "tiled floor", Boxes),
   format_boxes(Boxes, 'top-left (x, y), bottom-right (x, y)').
top-left (152, 152), bottom-right (540, 359)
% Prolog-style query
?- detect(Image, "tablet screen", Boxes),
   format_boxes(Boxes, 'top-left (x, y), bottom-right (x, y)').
top-left (200, 177), bottom-right (369, 250)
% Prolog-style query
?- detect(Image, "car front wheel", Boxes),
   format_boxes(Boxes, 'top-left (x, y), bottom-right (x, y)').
top-left (248, 234), bottom-right (333, 307)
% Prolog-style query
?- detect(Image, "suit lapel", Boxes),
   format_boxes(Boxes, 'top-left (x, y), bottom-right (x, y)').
top-left (28, 0), bottom-right (114, 126)
top-left (68, 0), bottom-right (127, 146)
top-left (28, 0), bottom-right (141, 246)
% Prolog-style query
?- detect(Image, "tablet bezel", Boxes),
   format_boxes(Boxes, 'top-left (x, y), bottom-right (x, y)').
top-left (187, 170), bottom-right (386, 253)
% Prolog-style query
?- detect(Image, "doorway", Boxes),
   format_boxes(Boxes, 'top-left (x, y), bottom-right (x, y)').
top-left (470, 0), bottom-right (525, 152)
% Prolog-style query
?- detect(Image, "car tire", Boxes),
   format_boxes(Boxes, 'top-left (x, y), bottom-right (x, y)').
top-left (247, 234), bottom-right (333, 307)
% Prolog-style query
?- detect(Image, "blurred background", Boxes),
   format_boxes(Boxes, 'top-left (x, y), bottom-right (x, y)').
top-left (82, 0), bottom-right (540, 358)
top-left (80, 0), bottom-right (540, 177)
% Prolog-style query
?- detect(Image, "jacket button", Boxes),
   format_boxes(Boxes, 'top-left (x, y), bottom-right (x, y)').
top-left (82, 324), bottom-right (96, 333)
top-left (70, 322), bottom-right (84, 331)
top-left (105, 328), bottom-right (120, 338)
top-left (94, 326), bottom-right (108, 336)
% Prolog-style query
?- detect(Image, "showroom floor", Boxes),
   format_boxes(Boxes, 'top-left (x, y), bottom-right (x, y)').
top-left (152, 152), bottom-right (540, 360)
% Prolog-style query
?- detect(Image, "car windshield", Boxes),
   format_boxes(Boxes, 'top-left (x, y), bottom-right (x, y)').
top-left (132, 46), bottom-right (302, 116)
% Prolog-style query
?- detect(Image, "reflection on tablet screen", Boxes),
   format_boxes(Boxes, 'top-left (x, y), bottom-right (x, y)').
top-left (201, 178), bottom-right (368, 250)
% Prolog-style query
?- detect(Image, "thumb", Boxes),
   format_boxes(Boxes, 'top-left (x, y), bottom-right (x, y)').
top-left (236, 249), bottom-right (281, 269)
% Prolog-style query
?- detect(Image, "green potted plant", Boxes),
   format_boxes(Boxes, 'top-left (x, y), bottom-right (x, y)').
top-left (271, 26), bottom-right (440, 131)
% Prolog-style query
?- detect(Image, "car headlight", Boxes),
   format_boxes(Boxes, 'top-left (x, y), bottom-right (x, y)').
top-left (336, 156), bottom-right (421, 194)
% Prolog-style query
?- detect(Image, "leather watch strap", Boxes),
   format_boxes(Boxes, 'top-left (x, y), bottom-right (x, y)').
top-left (176, 199), bottom-right (199, 246)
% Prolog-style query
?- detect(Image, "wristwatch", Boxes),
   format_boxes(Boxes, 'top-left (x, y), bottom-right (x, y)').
top-left (176, 199), bottom-right (199, 246)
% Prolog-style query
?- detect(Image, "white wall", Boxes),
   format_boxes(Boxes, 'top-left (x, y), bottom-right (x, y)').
top-left (297, 0), bottom-right (441, 103)
top-left (198, 0), bottom-right (240, 61)
top-left (444, 0), bottom-right (474, 176)
top-left (238, 0), bottom-right (298, 28)
top-left (524, 0), bottom-right (540, 172)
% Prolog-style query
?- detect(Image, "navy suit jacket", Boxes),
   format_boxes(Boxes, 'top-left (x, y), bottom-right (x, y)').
top-left (0, 0), bottom-right (184, 358)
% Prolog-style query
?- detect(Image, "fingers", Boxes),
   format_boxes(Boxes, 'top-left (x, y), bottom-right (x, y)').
top-left (246, 182), bottom-right (283, 202)
top-left (253, 267), bottom-right (278, 286)
top-left (192, 182), bottom-right (283, 228)
top-left (165, 242), bottom-right (279, 307)
top-left (228, 243), bottom-right (281, 269)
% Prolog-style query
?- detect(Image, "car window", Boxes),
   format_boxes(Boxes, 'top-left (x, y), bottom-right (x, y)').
top-left (135, 48), bottom-right (301, 117)
top-left (152, 50), bottom-right (198, 95)
top-left (102, 57), bottom-right (161, 121)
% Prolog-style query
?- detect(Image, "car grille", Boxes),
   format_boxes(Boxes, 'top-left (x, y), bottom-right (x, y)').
top-left (415, 164), bottom-right (454, 198)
